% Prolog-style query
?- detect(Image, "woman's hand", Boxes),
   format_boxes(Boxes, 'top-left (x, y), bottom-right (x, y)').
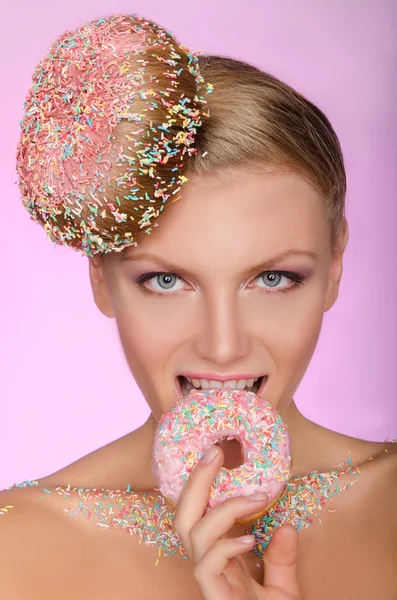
top-left (173, 444), bottom-right (301, 600)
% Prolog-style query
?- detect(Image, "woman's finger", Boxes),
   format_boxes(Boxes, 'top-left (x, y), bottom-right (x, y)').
top-left (193, 535), bottom-right (257, 599)
top-left (173, 444), bottom-right (269, 562)
top-left (189, 492), bottom-right (269, 563)
top-left (262, 524), bottom-right (301, 598)
top-left (173, 444), bottom-right (224, 557)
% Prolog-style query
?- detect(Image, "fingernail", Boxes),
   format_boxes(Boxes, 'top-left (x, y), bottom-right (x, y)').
top-left (235, 534), bottom-right (255, 544)
top-left (201, 446), bottom-right (219, 465)
top-left (247, 492), bottom-right (268, 502)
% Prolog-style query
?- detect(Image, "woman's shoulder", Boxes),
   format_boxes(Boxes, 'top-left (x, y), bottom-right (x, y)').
top-left (327, 438), bottom-right (397, 510)
top-left (0, 479), bottom-right (200, 600)
top-left (353, 440), bottom-right (397, 490)
top-left (361, 443), bottom-right (397, 514)
top-left (0, 480), bottom-right (52, 528)
top-left (0, 482), bottom-right (74, 598)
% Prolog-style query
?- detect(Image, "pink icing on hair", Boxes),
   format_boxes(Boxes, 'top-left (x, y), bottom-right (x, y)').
top-left (16, 14), bottom-right (212, 256)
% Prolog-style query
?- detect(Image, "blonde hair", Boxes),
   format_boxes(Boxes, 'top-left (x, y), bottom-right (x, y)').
top-left (17, 15), bottom-right (346, 258)
top-left (189, 55), bottom-right (347, 257)
top-left (107, 54), bottom-right (347, 256)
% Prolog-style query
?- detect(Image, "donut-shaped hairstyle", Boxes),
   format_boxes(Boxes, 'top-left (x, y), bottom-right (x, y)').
top-left (152, 389), bottom-right (292, 523)
top-left (16, 14), bottom-right (212, 257)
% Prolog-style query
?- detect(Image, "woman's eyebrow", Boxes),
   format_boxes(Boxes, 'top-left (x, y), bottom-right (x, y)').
top-left (120, 249), bottom-right (317, 279)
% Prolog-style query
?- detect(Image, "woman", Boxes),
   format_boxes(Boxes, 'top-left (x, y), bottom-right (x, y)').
top-left (1, 13), bottom-right (396, 600)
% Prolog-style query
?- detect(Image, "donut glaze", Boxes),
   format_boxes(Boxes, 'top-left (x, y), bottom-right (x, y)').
top-left (152, 388), bottom-right (292, 521)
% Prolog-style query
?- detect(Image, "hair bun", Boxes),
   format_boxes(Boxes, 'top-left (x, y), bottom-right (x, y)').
top-left (16, 14), bottom-right (212, 256)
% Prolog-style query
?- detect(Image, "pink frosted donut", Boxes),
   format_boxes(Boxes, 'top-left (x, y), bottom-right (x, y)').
top-left (152, 388), bottom-right (292, 522)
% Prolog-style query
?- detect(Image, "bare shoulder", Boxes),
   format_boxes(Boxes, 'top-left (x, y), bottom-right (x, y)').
top-left (0, 484), bottom-right (66, 598)
top-left (0, 482), bottom-right (200, 600)
top-left (364, 442), bottom-right (397, 496)
top-left (381, 444), bottom-right (397, 520)
top-left (0, 483), bottom-right (119, 599)
top-left (0, 482), bottom-right (52, 538)
top-left (347, 442), bottom-right (397, 513)
top-left (296, 443), bottom-right (397, 600)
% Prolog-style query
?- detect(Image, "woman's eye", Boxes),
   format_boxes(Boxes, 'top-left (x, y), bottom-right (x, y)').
top-left (253, 271), bottom-right (304, 292)
top-left (136, 272), bottom-right (185, 294)
top-left (135, 270), bottom-right (305, 295)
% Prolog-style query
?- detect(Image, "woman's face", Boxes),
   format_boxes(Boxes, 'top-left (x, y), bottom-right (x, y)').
top-left (89, 168), bottom-right (346, 422)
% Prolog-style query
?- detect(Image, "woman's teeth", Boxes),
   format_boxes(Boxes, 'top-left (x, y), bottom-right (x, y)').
top-left (180, 376), bottom-right (263, 395)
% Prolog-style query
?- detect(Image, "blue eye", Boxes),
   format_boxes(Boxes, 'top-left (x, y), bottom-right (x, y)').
top-left (255, 271), bottom-right (304, 293)
top-left (155, 274), bottom-right (178, 290)
top-left (135, 272), bottom-right (184, 295)
top-left (255, 271), bottom-right (305, 294)
top-left (134, 270), bottom-right (306, 296)
top-left (261, 272), bottom-right (282, 288)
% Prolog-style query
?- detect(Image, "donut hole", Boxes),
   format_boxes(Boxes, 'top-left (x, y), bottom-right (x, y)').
top-left (215, 436), bottom-right (244, 470)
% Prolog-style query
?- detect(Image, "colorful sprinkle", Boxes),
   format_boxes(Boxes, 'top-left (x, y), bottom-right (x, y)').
top-left (2, 447), bottom-right (395, 564)
top-left (152, 389), bottom-right (292, 509)
top-left (0, 455), bottom-right (364, 564)
top-left (16, 14), bottom-right (211, 257)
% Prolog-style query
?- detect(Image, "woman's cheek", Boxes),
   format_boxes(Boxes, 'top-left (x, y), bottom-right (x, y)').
top-left (114, 295), bottom-right (193, 364)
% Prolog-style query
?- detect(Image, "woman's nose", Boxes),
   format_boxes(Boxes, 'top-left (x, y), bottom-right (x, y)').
top-left (194, 291), bottom-right (250, 366)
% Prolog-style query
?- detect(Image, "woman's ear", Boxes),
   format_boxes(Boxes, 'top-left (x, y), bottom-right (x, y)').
top-left (88, 256), bottom-right (115, 318)
top-left (324, 218), bottom-right (349, 313)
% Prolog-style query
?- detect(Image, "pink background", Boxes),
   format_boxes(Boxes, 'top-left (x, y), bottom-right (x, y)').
top-left (1, 0), bottom-right (396, 490)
